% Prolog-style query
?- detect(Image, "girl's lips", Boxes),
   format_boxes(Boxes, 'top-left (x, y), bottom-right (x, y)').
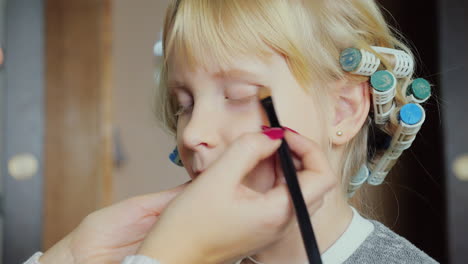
top-left (193, 170), bottom-right (205, 178)
top-left (192, 154), bottom-right (206, 177)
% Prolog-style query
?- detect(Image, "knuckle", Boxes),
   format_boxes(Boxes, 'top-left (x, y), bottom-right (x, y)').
top-left (236, 133), bottom-right (261, 153)
top-left (238, 133), bottom-right (255, 144)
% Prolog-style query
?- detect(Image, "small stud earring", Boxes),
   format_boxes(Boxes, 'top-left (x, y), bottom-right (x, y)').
top-left (337, 131), bottom-right (343, 137)
top-left (169, 147), bottom-right (184, 167)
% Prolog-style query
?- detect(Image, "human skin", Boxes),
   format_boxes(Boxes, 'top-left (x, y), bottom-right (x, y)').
top-left (167, 48), bottom-right (370, 264)
top-left (38, 48), bottom-right (369, 264)
top-left (138, 131), bottom-right (337, 264)
top-left (39, 183), bottom-right (189, 264)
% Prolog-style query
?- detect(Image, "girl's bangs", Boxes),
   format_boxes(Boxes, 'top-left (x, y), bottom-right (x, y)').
top-left (163, 0), bottom-right (277, 71)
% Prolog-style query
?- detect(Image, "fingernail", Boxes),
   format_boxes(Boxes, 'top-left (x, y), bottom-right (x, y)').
top-left (261, 125), bottom-right (271, 131)
top-left (263, 128), bottom-right (285, 140)
top-left (283, 126), bottom-right (300, 134)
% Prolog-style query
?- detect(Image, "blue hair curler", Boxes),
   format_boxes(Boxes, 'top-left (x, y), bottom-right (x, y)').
top-left (169, 147), bottom-right (183, 167)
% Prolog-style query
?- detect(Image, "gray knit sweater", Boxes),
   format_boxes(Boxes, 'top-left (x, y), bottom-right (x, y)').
top-left (344, 220), bottom-right (438, 263)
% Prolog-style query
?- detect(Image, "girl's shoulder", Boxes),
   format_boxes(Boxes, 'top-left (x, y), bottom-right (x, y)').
top-left (345, 220), bottom-right (439, 264)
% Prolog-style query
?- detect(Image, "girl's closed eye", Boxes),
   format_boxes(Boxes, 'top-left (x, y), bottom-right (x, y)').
top-left (173, 89), bottom-right (193, 116)
top-left (224, 83), bottom-right (259, 105)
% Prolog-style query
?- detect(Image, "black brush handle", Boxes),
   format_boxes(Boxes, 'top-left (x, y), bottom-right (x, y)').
top-left (278, 140), bottom-right (322, 264)
top-left (261, 96), bottom-right (322, 264)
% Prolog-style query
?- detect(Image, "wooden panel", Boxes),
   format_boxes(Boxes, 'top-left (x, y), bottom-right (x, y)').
top-left (44, 0), bottom-right (113, 249)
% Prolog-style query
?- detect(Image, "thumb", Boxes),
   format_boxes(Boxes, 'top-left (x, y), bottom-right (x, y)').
top-left (206, 132), bottom-right (282, 187)
top-left (264, 131), bottom-right (337, 213)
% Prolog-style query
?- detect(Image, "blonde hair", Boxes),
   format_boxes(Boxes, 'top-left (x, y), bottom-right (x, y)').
top-left (155, 0), bottom-right (415, 197)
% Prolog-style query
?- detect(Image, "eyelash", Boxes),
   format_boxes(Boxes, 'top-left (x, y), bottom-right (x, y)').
top-left (227, 95), bottom-right (257, 104)
top-left (174, 95), bottom-right (257, 117)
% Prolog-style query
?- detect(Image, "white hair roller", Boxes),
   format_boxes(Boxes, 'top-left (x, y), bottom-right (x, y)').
top-left (371, 46), bottom-right (414, 78)
top-left (368, 103), bottom-right (426, 185)
top-left (340, 48), bottom-right (381, 76)
top-left (406, 78), bottom-right (432, 104)
top-left (370, 70), bottom-right (397, 125)
top-left (348, 165), bottom-right (370, 197)
top-left (339, 46), bottom-right (414, 78)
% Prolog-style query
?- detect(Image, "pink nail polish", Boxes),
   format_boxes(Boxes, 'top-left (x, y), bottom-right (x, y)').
top-left (261, 125), bottom-right (271, 131)
top-left (263, 128), bottom-right (285, 140)
top-left (283, 126), bottom-right (300, 135)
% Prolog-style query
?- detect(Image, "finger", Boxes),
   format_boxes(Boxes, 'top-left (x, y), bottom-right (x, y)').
top-left (264, 169), bottom-right (336, 216)
top-left (273, 154), bottom-right (302, 188)
top-left (132, 181), bottom-right (192, 214)
top-left (295, 170), bottom-right (337, 208)
top-left (206, 132), bottom-right (282, 187)
top-left (275, 151), bottom-right (303, 171)
top-left (293, 155), bottom-right (303, 171)
top-left (284, 131), bottom-right (330, 174)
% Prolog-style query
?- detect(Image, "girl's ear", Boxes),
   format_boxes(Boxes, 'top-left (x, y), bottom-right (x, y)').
top-left (330, 79), bottom-right (370, 145)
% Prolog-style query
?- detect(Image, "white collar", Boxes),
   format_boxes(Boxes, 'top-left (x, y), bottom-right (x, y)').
top-left (235, 207), bottom-right (374, 264)
top-left (321, 207), bottom-right (374, 264)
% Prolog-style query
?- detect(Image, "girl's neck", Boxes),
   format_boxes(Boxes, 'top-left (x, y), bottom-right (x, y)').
top-left (251, 187), bottom-right (353, 264)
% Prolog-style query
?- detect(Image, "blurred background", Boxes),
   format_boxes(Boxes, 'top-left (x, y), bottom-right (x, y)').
top-left (0, 0), bottom-right (466, 263)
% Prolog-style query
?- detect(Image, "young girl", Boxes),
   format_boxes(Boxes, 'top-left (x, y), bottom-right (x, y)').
top-left (31, 0), bottom-right (438, 263)
top-left (145, 0), bottom-right (437, 263)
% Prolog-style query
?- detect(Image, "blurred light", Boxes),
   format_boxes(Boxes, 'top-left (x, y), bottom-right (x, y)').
top-left (8, 153), bottom-right (38, 181)
top-left (453, 154), bottom-right (468, 181)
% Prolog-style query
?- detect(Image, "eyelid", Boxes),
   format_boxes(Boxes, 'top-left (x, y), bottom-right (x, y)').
top-left (224, 83), bottom-right (259, 100)
top-left (172, 88), bottom-right (193, 116)
top-left (173, 87), bottom-right (192, 101)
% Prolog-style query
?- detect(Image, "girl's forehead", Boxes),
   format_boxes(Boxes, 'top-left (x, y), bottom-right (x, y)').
top-left (167, 51), bottom-right (279, 84)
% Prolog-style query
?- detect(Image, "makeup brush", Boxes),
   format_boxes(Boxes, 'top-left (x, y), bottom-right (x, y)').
top-left (258, 86), bottom-right (322, 264)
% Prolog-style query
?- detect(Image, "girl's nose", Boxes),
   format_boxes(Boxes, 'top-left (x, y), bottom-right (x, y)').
top-left (181, 104), bottom-right (221, 151)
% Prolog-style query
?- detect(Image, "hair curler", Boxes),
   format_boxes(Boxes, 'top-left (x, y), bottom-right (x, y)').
top-left (406, 78), bottom-right (432, 104)
top-left (348, 164), bottom-right (370, 197)
top-left (340, 48), bottom-right (381, 76)
top-left (370, 70), bottom-right (397, 125)
top-left (367, 103), bottom-right (426, 185)
top-left (340, 47), bottom-right (414, 78)
top-left (371, 46), bottom-right (414, 78)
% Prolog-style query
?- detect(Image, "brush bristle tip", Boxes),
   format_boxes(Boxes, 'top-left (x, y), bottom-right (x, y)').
top-left (258, 86), bottom-right (271, 100)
